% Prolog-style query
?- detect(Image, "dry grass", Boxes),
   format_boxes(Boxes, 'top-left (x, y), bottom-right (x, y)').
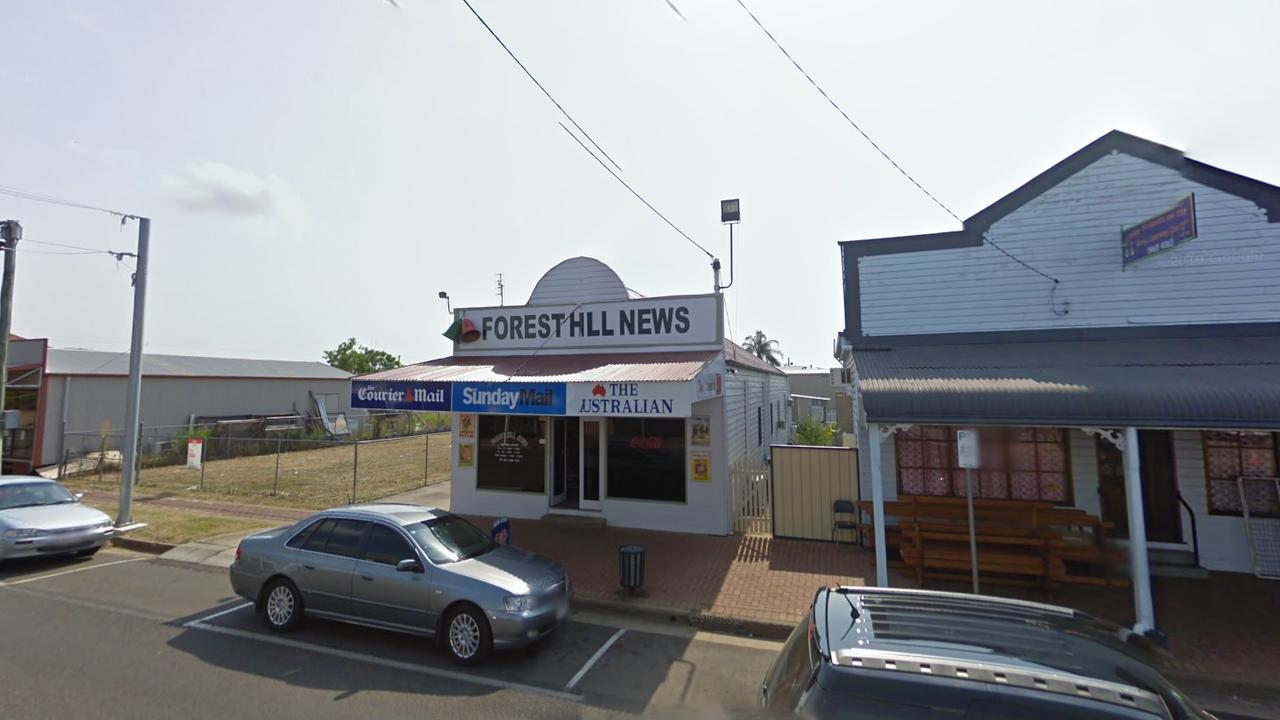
top-left (123, 506), bottom-right (276, 545)
top-left (64, 433), bottom-right (452, 511)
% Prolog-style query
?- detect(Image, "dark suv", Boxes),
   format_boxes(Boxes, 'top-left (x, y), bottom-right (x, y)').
top-left (761, 587), bottom-right (1214, 719)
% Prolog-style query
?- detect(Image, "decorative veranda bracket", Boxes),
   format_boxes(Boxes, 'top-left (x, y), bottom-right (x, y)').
top-left (1081, 427), bottom-right (1124, 452)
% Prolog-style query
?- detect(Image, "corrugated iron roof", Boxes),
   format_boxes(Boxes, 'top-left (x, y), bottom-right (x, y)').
top-left (724, 340), bottom-right (786, 375)
top-left (854, 334), bottom-right (1280, 429)
top-left (46, 348), bottom-right (352, 380)
top-left (358, 349), bottom-right (720, 384)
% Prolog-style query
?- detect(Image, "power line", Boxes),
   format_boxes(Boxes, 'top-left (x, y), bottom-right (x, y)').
top-left (459, 0), bottom-right (623, 172)
top-left (0, 184), bottom-right (134, 219)
top-left (732, 0), bottom-right (1059, 284)
top-left (559, 122), bottom-right (713, 259)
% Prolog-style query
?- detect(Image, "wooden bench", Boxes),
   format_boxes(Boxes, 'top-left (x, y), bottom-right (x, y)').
top-left (859, 497), bottom-right (1127, 589)
top-left (900, 526), bottom-right (1063, 591)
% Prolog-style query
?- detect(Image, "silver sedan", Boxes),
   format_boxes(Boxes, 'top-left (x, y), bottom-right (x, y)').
top-left (0, 476), bottom-right (115, 561)
top-left (229, 504), bottom-right (571, 665)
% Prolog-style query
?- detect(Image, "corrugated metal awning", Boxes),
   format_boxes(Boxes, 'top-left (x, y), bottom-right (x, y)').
top-left (357, 349), bottom-right (720, 384)
top-left (853, 334), bottom-right (1280, 429)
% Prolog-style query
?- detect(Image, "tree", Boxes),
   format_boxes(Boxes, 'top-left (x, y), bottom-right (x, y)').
top-left (742, 330), bottom-right (782, 367)
top-left (322, 338), bottom-right (401, 374)
top-left (794, 416), bottom-right (835, 446)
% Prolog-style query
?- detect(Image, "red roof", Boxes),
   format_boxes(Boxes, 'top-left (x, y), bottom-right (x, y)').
top-left (723, 339), bottom-right (786, 375)
top-left (359, 349), bottom-right (720, 384)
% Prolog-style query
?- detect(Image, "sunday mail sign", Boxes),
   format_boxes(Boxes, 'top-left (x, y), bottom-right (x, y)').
top-left (453, 294), bottom-right (722, 353)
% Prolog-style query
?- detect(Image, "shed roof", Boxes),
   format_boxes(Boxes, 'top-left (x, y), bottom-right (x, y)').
top-left (854, 334), bottom-right (1280, 429)
top-left (46, 348), bottom-right (351, 380)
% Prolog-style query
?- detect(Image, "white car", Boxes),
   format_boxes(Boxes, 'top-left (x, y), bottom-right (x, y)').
top-left (0, 476), bottom-right (115, 561)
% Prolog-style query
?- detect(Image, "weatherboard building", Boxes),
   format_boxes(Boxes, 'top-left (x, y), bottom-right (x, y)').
top-left (352, 257), bottom-right (788, 534)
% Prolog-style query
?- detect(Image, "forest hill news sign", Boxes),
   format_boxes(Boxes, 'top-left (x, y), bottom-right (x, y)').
top-left (452, 295), bottom-right (722, 353)
top-left (1122, 194), bottom-right (1197, 267)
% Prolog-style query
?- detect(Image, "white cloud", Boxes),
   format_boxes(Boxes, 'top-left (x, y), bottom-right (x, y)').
top-left (164, 161), bottom-right (307, 222)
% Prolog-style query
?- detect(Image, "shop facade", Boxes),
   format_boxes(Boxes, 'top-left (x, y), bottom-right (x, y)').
top-left (835, 130), bottom-right (1280, 635)
top-left (354, 257), bottom-right (788, 534)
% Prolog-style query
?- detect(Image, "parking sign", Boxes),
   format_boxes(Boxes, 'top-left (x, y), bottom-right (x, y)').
top-left (956, 429), bottom-right (979, 469)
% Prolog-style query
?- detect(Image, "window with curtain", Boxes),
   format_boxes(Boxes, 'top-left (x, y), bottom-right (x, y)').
top-left (1203, 431), bottom-right (1280, 517)
top-left (894, 426), bottom-right (1071, 503)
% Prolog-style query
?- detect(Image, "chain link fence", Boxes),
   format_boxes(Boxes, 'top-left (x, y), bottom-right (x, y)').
top-left (56, 413), bottom-right (452, 509)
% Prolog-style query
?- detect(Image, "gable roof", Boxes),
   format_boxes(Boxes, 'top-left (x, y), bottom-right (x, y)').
top-left (840, 130), bottom-right (1280, 257)
top-left (724, 339), bottom-right (786, 375)
top-left (46, 348), bottom-right (351, 380)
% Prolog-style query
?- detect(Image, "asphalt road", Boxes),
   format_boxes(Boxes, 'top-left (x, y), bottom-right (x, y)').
top-left (0, 549), bottom-right (781, 720)
top-left (2, 549), bottom-right (1275, 720)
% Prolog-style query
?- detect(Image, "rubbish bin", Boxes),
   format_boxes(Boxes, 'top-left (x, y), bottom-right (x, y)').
top-left (619, 544), bottom-right (645, 593)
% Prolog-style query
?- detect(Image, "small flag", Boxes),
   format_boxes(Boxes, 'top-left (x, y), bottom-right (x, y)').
top-left (443, 318), bottom-right (463, 342)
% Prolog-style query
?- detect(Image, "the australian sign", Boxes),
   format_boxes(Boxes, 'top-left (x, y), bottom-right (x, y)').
top-left (451, 294), bottom-right (722, 353)
top-left (568, 381), bottom-right (692, 418)
top-left (1122, 194), bottom-right (1197, 267)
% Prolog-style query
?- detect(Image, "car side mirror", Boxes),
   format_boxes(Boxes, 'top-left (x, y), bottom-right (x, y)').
top-left (73, 493), bottom-right (84, 502)
top-left (396, 558), bottom-right (424, 573)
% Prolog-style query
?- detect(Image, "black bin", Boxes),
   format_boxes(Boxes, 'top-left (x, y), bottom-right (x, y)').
top-left (619, 544), bottom-right (645, 592)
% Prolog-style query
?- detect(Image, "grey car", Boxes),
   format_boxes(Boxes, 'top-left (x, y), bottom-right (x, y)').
top-left (229, 503), bottom-right (571, 665)
top-left (0, 476), bottom-right (115, 561)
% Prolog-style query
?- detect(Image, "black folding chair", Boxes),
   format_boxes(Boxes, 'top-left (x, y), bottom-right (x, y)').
top-left (832, 499), bottom-right (858, 545)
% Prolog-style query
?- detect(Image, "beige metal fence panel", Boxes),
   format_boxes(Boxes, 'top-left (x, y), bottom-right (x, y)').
top-left (731, 460), bottom-right (772, 536)
top-left (771, 445), bottom-right (859, 542)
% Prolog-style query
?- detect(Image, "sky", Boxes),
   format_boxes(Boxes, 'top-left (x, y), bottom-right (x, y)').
top-left (2, 1), bottom-right (1278, 368)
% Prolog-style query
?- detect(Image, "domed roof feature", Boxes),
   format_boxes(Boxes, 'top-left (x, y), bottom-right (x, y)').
top-left (528, 257), bottom-right (629, 305)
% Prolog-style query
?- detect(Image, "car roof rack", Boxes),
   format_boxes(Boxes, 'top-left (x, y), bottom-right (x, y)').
top-left (832, 647), bottom-right (1167, 717)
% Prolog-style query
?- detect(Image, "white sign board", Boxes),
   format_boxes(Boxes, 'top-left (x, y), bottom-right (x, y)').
top-left (453, 294), bottom-right (722, 354)
top-left (693, 356), bottom-right (725, 401)
top-left (956, 429), bottom-right (979, 469)
top-left (186, 438), bottom-right (204, 470)
top-left (567, 381), bottom-right (693, 418)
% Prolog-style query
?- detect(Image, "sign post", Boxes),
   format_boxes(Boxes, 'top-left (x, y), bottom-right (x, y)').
top-left (956, 429), bottom-right (980, 594)
top-left (186, 437), bottom-right (204, 470)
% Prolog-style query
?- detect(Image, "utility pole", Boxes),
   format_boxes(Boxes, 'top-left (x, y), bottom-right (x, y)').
top-left (0, 220), bottom-right (21, 468)
top-left (495, 273), bottom-right (504, 306)
top-left (117, 217), bottom-right (150, 526)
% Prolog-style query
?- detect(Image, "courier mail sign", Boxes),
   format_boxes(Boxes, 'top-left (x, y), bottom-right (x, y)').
top-left (452, 294), bottom-right (722, 354)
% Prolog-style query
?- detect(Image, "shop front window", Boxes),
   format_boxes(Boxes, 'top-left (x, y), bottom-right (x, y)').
top-left (476, 415), bottom-right (545, 494)
top-left (894, 425), bottom-right (1071, 504)
top-left (1203, 431), bottom-right (1279, 517)
top-left (607, 418), bottom-right (686, 503)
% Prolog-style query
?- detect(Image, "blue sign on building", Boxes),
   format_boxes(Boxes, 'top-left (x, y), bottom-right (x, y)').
top-left (1122, 193), bottom-right (1197, 266)
top-left (351, 380), bottom-right (452, 411)
top-left (452, 382), bottom-right (566, 416)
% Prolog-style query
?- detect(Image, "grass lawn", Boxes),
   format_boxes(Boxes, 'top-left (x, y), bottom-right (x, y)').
top-left (106, 503), bottom-right (276, 545)
top-left (64, 433), bottom-right (452, 511)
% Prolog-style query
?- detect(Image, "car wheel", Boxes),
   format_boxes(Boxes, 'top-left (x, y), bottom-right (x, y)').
top-left (262, 578), bottom-right (303, 633)
top-left (443, 604), bottom-right (492, 666)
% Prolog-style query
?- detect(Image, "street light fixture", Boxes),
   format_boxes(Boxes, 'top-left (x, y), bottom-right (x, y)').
top-left (438, 291), bottom-right (451, 315)
top-left (714, 199), bottom-right (739, 292)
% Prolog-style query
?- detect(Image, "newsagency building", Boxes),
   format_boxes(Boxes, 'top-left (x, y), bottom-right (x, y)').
top-left (353, 257), bottom-right (788, 534)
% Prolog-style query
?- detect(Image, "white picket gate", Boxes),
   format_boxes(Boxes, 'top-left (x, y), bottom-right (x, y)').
top-left (731, 460), bottom-right (772, 536)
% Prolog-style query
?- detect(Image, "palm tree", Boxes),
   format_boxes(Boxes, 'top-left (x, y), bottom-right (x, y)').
top-left (743, 331), bottom-right (782, 367)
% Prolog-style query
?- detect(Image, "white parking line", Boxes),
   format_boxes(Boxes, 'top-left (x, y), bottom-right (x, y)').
top-left (564, 627), bottom-right (626, 692)
top-left (0, 557), bottom-right (149, 587)
top-left (184, 621), bottom-right (582, 703)
top-left (184, 601), bottom-right (254, 626)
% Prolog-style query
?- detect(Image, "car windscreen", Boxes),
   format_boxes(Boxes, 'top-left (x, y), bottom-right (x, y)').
top-left (404, 514), bottom-right (496, 564)
top-left (0, 482), bottom-right (76, 510)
